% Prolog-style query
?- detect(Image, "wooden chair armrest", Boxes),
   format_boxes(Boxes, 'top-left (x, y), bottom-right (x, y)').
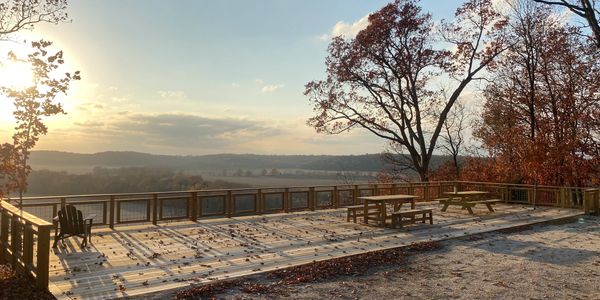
top-left (84, 214), bottom-right (97, 221)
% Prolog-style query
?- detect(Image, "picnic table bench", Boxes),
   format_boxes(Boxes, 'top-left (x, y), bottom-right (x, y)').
top-left (441, 191), bottom-right (501, 214)
top-left (346, 204), bottom-right (380, 223)
top-left (391, 208), bottom-right (433, 229)
top-left (358, 195), bottom-right (418, 226)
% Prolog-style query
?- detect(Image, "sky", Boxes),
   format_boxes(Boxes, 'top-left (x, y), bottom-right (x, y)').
top-left (0, 0), bottom-right (465, 156)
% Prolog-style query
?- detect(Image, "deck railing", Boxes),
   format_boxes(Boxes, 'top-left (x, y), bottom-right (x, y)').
top-left (0, 180), bottom-right (596, 291)
top-left (2, 181), bottom-right (595, 231)
top-left (0, 200), bottom-right (52, 289)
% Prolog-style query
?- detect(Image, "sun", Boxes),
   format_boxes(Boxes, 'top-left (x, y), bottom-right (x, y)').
top-left (0, 60), bottom-right (34, 90)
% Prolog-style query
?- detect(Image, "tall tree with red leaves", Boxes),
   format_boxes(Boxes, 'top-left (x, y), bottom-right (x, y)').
top-left (305, 0), bottom-right (508, 181)
top-left (473, 1), bottom-right (600, 186)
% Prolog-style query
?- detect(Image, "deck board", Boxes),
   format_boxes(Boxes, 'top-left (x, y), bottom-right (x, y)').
top-left (48, 203), bottom-right (582, 299)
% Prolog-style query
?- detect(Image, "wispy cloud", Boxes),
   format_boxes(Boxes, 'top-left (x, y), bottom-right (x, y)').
top-left (261, 84), bottom-right (284, 93)
top-left (320, 14), bottom-right (370, 41)
top-left (76, 102), bottom-right (105, 112)
top-left (42, 114), bottom-right (383, 155)
top-left (254, 79), bottom-right (284, 93)
top-left (106, 113), bottom-right (281, 148)
top-left (74, 120), bottom-right (104, 128)
top-left (158, 90), bottom-right (186, 99)
top-left (231, 82), bottom-right (240, 88)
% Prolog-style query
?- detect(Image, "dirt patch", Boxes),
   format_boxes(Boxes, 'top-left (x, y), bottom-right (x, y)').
top-left (176, 241), bottom-right (441, 299)
top-left (0, 264), bottom-right (56, 300)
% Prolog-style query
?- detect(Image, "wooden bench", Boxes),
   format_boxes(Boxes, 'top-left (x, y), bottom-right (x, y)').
top-left (465, 199), bottom-right (502, 213)
top-left (346, 204), bottom-right (380, 223)
top-left (391, 208), bottom-right (433, 229)
top-left (441, 198), bottom-right (502, 214)
top-left (436, 198), bottom-right (450, 204)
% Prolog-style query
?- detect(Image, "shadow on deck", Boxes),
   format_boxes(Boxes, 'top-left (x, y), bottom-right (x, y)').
top-left (47, 203), bottom-right (582, 299)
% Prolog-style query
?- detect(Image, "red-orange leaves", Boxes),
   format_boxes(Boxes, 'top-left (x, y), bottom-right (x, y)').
top-left (306, 0), bottom-right (507, 181)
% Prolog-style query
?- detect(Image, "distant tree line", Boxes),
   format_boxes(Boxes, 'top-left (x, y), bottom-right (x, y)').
top-left (20, 167), bottom-right (249, 196)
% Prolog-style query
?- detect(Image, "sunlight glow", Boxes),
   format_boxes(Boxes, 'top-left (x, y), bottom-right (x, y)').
top-left (0, 61), bottom-right (34, 90)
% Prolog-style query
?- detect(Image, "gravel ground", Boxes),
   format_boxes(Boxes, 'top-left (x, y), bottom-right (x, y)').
top-left (168, 215), bottom-right (600, 300)
top-left (0, 264), bottom-right (56, 300)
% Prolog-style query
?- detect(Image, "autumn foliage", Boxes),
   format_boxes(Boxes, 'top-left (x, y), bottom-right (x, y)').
top-left (0, 41), bottom-right (80, 198)
top-left (306, 0), bottom-right (508, 181)
top-left (308, 0), bottom-right (598, 186)
top-left (470, 3), bottom-right (600, 186)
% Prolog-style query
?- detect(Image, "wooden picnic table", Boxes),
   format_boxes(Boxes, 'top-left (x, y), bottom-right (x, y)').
top-left (441, 191), bottom-right (496, 214)
top-left (358, 195), bottom-right (418, 226)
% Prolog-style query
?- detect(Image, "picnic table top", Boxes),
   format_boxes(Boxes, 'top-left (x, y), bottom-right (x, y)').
top-left (444, 191), bottom-right (489, 196)
top-left (358, 194), bottom-right (419, 201)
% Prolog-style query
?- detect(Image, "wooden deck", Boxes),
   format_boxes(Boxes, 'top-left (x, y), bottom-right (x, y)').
top-left (47, 203), bottom-right (582, 299)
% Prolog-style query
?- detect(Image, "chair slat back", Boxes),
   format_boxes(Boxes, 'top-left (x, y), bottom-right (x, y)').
top-left (58, 205), bottom-right (86, 235)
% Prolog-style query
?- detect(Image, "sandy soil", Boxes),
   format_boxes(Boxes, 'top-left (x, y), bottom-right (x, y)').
top-left (164, 215), bottom-right (600, 300)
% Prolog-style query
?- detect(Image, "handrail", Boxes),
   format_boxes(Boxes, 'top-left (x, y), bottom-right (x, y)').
top-left (0, 200), bottom-right (52, 227)
top-left (0, 200), bottom-right (53, 289)
top-left (7, 180), bottom-right (595, 201)
top-left (452, 180), bottom-right (593, 189)
top-left (1, 181), bottom-right (593, 228)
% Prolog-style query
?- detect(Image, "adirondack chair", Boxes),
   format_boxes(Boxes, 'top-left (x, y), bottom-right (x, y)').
top-left (52, 205), bottom-right (96, 248)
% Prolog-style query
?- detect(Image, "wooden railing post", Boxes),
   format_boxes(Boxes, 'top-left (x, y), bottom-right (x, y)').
top-left (226, 190), bottom-right (233, 217)
top-left (22, 224), bottom-right (33, 268)
top-left (593, 189), bottom-right (600, 215)
top-left (257, 189), bottom-right (263, 214)
top-left (10, 217), bottom-right (21, 268)
top-left (0, 209), bottom-right (8, 263)
top-left (592, 189), bottom-right (600, 215)
top-left (333, 186), bottom-right (339, 208)
top-left (152, 194), bottom-right (158, 225)
top-left (283, 188), bottom-right (290, 212)
top-left (532, 184), bottom-right (537, 208)
top-left (309, 187), bottom-right (316, 211)
top-left (109, 195), bottom-right (115, 229)
top-left (558, 187), bottom-right (566, 208)
top-left (190, 192), bottom-right (198, 222)
top-left (36, 225), bottom-right (51, 289)
top-left (353, 185), bottom-right (359, 205)
top-left (197, 194), bottom-right (203, 218)
top-left (584, 190), bottom-right (591, 214)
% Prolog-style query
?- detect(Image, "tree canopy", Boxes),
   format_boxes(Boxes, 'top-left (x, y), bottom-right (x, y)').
top-left (306, 0), bottom-right (508, 181)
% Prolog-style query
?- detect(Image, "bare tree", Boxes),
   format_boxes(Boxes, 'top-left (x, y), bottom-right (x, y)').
top-left (440, 100), bottom-right (468, 178)
top-left (532, 0), bottom-right (600, 48)
top-left (306, 0), bottom-right (509, 181)
top-left (0, 0), bottom-right (69, 39)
